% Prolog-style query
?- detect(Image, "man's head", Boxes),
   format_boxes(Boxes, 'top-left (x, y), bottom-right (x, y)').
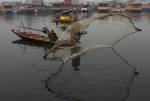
top-left (51, 30), bottom-right (54, 32)
top-left (43, 27), bottom-right (47, 33)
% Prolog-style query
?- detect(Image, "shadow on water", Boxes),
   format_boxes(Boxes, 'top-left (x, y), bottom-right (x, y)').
top-left (126, 12), bottom-right (142, 21)
top-left (12, 39), bottom-right (53, 52)
top-left (45, 46), bottom-right (83, 101)
top-left (44, 47), bottom-right (139, 101)
top-left (70, 47), bottom-right (81, 71)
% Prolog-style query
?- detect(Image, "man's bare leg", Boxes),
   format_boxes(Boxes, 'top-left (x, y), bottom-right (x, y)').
top-left (43, 40), bottom-right (79, 59)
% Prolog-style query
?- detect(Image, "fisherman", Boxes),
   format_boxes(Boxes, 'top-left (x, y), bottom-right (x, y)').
top-left (43, 16), bottom-right (86, 59)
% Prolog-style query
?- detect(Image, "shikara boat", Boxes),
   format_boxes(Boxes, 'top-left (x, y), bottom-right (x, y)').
top-left (11, 29), bottom-right (50, 43)
top-left (11, 22), bottom-right (55, 44)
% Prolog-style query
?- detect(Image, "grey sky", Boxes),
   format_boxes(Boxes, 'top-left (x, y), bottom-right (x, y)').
top-left (0, 0), bottom-right (149, 2)
top-left (0, 0), bottom-right (104, 3)
top-left (0, 0), bottom-right (106, 2)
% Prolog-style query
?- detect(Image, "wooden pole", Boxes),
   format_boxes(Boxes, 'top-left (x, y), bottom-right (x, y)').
top-left (16, 26), bottom-right (43, 32)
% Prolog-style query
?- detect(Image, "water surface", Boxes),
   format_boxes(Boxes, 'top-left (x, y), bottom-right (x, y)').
top-left (0, 13), bottom-right (150, 101)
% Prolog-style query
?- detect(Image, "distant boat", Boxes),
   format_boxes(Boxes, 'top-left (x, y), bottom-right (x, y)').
top-left (126, 3), bottom-right (142, 12)
top-left (142, 3), bottom-right (150, 13)
top-left (1, 3), bottom-right (14, 14)
top-left (0, 1), bottom-right (22, 14)
top-left (52, 15), bottom-right (73, 23)
top-left (97, 3), bottom-right (111, 13)
top-left (52, 9), bottom-right (77, 23)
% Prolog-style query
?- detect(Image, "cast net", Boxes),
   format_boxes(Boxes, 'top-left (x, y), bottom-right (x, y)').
top-left (44, 13), bottom-right (141, 101)
top-left (45, 13), bottom-right (141, 61)
top-left (45, 48), bottom-right (138, 101)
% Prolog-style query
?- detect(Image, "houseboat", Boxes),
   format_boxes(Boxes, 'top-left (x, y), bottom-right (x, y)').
top-left (126, 3), bottom-right (142, 12)
top-left (17, 3), bottom-right (41, 14)
top-left (97, 3), bottom-right (111, 13)
top-left (0, 2), bottom-right (14, 14)
top-left (142, 3), bottom-right (150, 13)
top-left (0, 1), bottom-right (22, 14)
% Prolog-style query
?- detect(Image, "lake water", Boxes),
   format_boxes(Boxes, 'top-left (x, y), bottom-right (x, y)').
top-left (0, 13), bottom-right (150, 101)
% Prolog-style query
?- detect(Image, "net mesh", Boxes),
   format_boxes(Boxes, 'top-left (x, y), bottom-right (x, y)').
top-left (46, 13), bottom-right (141, 61)
top-left (78, 14), bottom-right (138, 48)
top-left (44, 13), bottom-right (141, 101)
top-left (45, 48), bottom-right (137, 101)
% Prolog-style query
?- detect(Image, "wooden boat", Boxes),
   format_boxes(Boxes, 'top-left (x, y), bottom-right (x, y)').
top-left (12, 39), bottom-right (53, 49)
top-left (11, 29), bottom-right (50, 43)
top-left (52, 9), bottom-right (77, 23)
top-left (52, 15), bottom-right (75, 23)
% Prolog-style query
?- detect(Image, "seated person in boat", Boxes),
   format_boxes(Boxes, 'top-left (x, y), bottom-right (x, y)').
top-left (49, 30), bottom-right (58, 43)
top-left (43, 27), bottom-right (58, 43)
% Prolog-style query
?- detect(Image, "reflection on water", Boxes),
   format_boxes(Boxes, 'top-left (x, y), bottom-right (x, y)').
top-left (126, 12), bottom-right (142, 21)
top-left (70, 47), bottom-right (81, 71)
top-left (12, 39), bottom-right (53, 52)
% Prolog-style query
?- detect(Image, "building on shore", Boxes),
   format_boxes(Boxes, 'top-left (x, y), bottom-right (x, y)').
top-left (0, 1), bottom-right (23, 14)
top-left (0, 0), bottom-right (92, 14)
top-left (0, 2), bottom-right (14, 14)
top-left (72, 0), bottom-right (79, 5)
top-left (97, 3), bottom-right (111, 13)
top-left (52, 0), bottom-right (90, 13)
top-left (64, 0), bottom-right (71, 4)
top-left (142, 2), bottom-right (150, 13)
top-left (17, 3), bottom-right (53, 14)
top-left (64, 0), bottom-right (79, 5)
top-left (31, 0), bottom-right (44, 5)
top-left (126, 2), bottom-right (142, 12)
top-left (81, 4), bottom-right (88, 13)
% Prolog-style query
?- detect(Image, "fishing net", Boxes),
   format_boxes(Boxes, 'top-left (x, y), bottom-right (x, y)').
top-left (44, 13), bottom-right (141, 101)
top-left (68, 13), bottom-right (140, 48)
top-left (45, 13), bottom-right (141, 61)
top-left (45, 48), bottom-right (138, 101)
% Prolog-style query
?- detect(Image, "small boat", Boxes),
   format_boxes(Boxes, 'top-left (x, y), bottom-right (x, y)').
top-left (52, 9), bottom-right (77, 23)
top-left (97, 3), bottom-right (111, 13)
top-left (12, 29), bottom-right (50, 43)
top-left (53, 15), bottom-right (73, 23)
top-left (142, 3), bottom-right (150, 13)
top-left (126, 3), bottom-right (142, 12)
top-left (11, 22), bottom-right (52, 44)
